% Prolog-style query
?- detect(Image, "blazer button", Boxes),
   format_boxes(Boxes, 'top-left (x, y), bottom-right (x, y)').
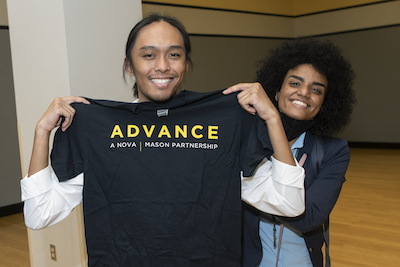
top-left (309, 248), bottom-right (313, 252)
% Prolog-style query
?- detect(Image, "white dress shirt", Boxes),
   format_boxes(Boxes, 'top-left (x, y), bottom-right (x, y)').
top-left (21, 155), bottom-right (305, 229)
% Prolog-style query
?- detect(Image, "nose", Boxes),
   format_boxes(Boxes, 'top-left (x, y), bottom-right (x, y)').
top-left (297, 85), bottom-right (310, 98)
top-left (154, 56), bottom-right (171, 72)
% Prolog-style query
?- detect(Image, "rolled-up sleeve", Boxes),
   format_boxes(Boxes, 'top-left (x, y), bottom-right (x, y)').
top-left (21, 166), bottom-right (83, 230)
top-left (241, 156), bottom-right (305, 217)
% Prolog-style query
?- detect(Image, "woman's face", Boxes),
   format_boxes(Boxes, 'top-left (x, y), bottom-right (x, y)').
top-left (276, 64), bottom-right (327, 121)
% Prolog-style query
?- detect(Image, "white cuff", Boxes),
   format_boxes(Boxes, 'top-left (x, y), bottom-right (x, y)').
top-left (21, 166), bottom-right (53, 201)
top-left (270, 156), bottom-right (305, 188)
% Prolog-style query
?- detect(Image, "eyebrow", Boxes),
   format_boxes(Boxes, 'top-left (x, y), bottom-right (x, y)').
top-left (139, 45), bottom-right (185, 51)
top-left (289, 75), bottom-right (327, 89)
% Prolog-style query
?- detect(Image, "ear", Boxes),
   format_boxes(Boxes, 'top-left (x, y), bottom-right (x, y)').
top-left (185, 60), bottom-right (189, 73)
top-left (124, 58), bottom-right (135, 77)
top-left (275, 92), bottom-right (280, 102)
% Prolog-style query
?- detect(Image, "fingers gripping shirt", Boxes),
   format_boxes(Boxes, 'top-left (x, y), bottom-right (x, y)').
top-left (49, 89), bottom-right (272, 267)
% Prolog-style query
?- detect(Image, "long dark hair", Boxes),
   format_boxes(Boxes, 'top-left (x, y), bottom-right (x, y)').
top-left (123, 13), bottom-right (192, 98)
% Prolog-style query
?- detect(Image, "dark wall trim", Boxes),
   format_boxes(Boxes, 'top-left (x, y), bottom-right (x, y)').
top-left (189, 33), bottom-right (291, 40)
top-left (0, 26), bottom-right (9, 30)
top-left (0, 202), bottom-right (23, 218)
top-left (189, 24), bottom-right (400, 39)
top-left (142, 0), bottom-right (395, 18)
top-left (295, 0), bottom-right (394, 17)
top-left (348, 142), bottom-right (400, 149)
top-left (308, 23), bottom-right (400, 38)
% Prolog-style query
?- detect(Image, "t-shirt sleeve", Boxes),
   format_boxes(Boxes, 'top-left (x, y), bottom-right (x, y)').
top-left (241, 113), bottom-right (274, 177)
top-left (50, 104), bottom-right (86, 182)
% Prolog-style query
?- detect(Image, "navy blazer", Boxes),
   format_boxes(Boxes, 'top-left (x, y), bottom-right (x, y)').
top-left (242, 132), bottom-right (350, 267)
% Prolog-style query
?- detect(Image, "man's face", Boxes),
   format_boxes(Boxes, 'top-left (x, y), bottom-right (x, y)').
top-left (276, 64), bottom-right (327, 121)
top-left (126, 21), bottom-right (188, 102)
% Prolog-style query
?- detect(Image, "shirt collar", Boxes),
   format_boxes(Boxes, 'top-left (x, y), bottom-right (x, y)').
top-left (291, 132), bottom-right (306, 151)
top-left (87, 90), bottom-right (189, 114)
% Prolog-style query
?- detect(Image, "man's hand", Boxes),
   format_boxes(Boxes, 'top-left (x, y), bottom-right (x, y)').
top-left (36, 96), bottom-right (90, 134)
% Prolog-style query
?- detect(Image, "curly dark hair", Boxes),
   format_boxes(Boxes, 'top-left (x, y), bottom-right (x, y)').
top-left (256, 38), bottom-right (356, 137)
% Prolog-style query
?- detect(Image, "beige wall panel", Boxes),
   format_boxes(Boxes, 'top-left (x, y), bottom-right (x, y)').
top-left (144, 0), bottom-right (293, 15)
top-left (292, 0), bottom-right (389, 15)
top-left (144, 2), bottom-right (400, 38)
top-left (295, 1), bottom-right (400, 37)
top-left (0, 0), bottom-right (8, 25)
top-left (143, 3), bottom-right (294, 38)
top-left (145, 0), bottom-right (388, 16)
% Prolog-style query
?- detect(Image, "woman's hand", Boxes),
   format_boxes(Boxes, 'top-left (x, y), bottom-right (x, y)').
top-left (223, 83), bottom-right (279, 123)
top-left (224, 83), bottom-right (296, 166)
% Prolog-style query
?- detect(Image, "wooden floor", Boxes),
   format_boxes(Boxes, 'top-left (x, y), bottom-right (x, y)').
top-left (0, 148), bottom-right (399, 267)
top-left (0, 213), bottom-right (30, 266)
top-left (329, 148), bottom-right (400, 267)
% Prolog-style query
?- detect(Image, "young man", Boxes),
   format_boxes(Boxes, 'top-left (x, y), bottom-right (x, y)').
top-left (21, 14), bottom-right (305, 266)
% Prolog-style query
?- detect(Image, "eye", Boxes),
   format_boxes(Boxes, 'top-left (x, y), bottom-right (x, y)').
top-left (290, 82), bottom-right (300, 87)
top-left (312, 88), bottom-right (322, 95)
top-left (169, 53), bottom-right (181, 58)
top-left (143, 54), bottom-right (155, 58)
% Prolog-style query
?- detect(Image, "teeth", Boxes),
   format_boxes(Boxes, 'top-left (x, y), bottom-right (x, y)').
top-left (292, 100), bottom-right (307, 107)
top-left (151, 78), bottom-right (171, 84)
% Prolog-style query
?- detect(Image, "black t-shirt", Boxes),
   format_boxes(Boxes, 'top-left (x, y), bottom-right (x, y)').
top-left (51, 89), bottom-right (272, 267)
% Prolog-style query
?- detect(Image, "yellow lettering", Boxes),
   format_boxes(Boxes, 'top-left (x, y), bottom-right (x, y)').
top-left (143, 125), bottom-right (155, 137)
top-left (127, 125), bottom-right (139, 137)
top-left (175, 125), bottom-right (187, 138)
top-left (109, 124), bottom-right (218, 140)
top-left (110, 125), bottom-right (124, 138)
top-left (158, 125), bottom-right (171, 138)
top-left (208, 126), bottom-right (218, 139)
top-left (191, 125), bottom-right (203, 139)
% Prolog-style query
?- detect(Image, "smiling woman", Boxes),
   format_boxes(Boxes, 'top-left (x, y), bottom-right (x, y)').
top-left (257, 38), bottom-right (355, 137)
top-left (235, 38), bottom-right (356, 267)
top-left (276, 64), bottom-right (327, 121)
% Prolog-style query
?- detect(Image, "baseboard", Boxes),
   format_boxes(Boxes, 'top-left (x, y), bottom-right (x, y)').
top-left (348, 142), bottom-right (400, 149)
top-left (0, 202), bottom-right (23, 218)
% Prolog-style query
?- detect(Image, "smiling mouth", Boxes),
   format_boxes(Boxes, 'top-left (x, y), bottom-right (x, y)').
top-left (151, 78), bottom-right (172, 85)
top-left (292, 100), bottom-right (308, 107)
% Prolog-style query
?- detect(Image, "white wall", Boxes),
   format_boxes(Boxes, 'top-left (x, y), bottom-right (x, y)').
top-left (7, 0), bottom-right (142, 265)
top-left (8, 0), bottom-right (141, 178)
